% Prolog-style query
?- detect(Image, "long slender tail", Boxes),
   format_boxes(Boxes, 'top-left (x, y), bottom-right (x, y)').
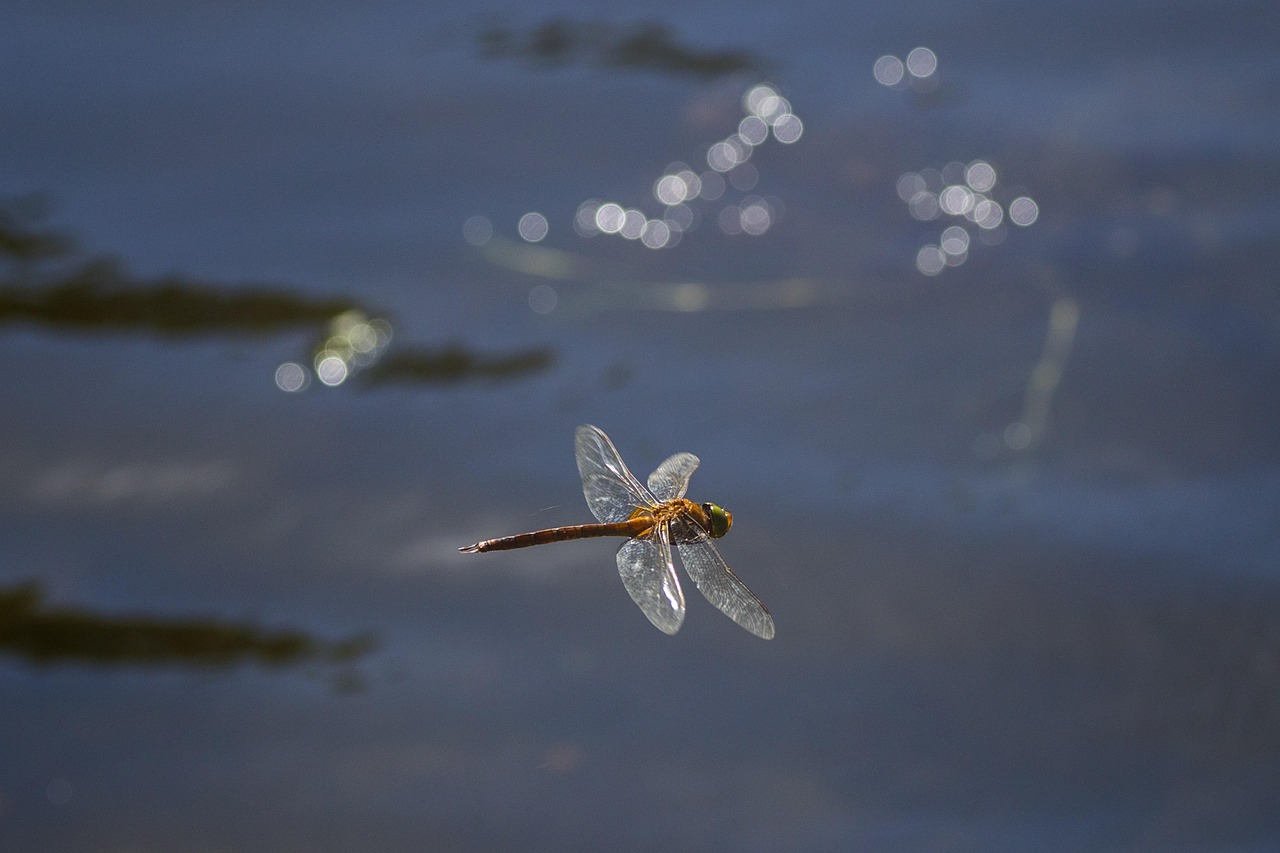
top-left (459, 519), bottom-right (649, 553)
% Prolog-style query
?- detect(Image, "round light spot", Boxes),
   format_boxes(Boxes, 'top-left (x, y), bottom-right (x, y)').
top-left (939, 185), bottom-right (975, 216)
top-left (744, 84), bottom-right (780, 116)
top-left (698, 170), bottom-right (726, 200)
top-left (707, 141), bottom-right (740, 172)
top-left (896, 172), bottom-right (926, 202)
top-left (974, 199), bottom-right (1004, 230)
top-left (738, 115), bottom-right (769, 146)
top-left (595, 203), bottom-right (626, 234)
top-left (941, 225), bottom-right (970, 255)
top-left (905, 47), bottom-right (937, 78)
top-left (315, 354), bottom-right (349, 386)
top-left (916, 245), bottom-right (945, 275)
top-left (873, 55), bottom-right (905, 86)
top-left (664, 203), bottom-right (695, 232)
top-left (655, 174), bottom-right (689, 206)
top-left (676, 170), bottom-right (702, 198)
top-left (640, 219), bottom-right (672, 249)
top-left (965, 160), bottom-right (997, 192)
top-left (528, 284), bottom-right (558, 314)
top-left (908, 191), bottom-right (940, 221)
top-left (1004, 421), bottom-right (1032, 450)
top-left (575, 200), bottom-right (601, 236)
top-left (718, 205), bottom-right (743, 235)
top-left (619, 209), bottom-right (647, 240)
top-left (739, 200), bottom-right (772, 236)
top-left (772, 114), bottom-right (803, 144)
top-left (518, 212), bottom-right (549, 243)
top-left (462, 215), bottom-right (493, 246)
top-left (756, 95), bottom-right (792, 125)
top-left (274, 362), bottom-right (309, 393)
top-left (1009, 196), bottom-right (1040, 226)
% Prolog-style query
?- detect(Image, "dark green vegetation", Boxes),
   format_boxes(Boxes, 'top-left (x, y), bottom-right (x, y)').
top-left (0, 580), bottom-right (374, 669)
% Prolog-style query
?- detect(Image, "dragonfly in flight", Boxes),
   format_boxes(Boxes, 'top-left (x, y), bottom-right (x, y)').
top-left (460, 425), bottom-right (774, 639)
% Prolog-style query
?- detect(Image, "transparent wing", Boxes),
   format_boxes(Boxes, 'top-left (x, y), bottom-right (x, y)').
top-left (647, 452), bottom-right (700, 502)
top-left (575, 425), bottom-right (656, 523)
top-left (672, 518), bottom-right (775, 639)
top-left (616, 522), bottom-right (685, 635)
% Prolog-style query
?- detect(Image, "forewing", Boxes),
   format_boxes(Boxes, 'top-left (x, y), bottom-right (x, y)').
top-left (646, 452), bottom-right (700, 502)
top-left (575, 425), bottom-right (655, 523)
top-left (673, 519), bottom-right (775, 639)
top-left (615, 523), bottom-right (685, 635)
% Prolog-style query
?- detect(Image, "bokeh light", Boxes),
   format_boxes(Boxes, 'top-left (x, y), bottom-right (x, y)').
top-left (897, 172), bottom-right (926, 202)
top-left (707, 140), bottom-right (742, 172)
top-left (676, 169), bottom-right (702, 198)
top-left (965, 160), bottom-right (997, 193)
top-left (941, 225), bottom-right (970, 256)
top-left (640, 219), bottom-right (671, 249)
top-left (315, 353), bottom-right (349, 386)
top-left (698, 170), bottom-right (726, 200)
top-left (738, 115), bottom-right (769, 146)
top-left (276, 310), bottom-right (393, 392)
top-left (873, 55), bottom-right (905, 86)
top-left (916, 245), bottom-right (945, 275)
top-left (1009, 196), bottom-right (1040, 226)
top-left (664, 203), bottom-right (694, 232)
top-left (471, 82), bottom-right (803, 255)
top-left (575, 200), bottom-right (601, 236)
top-left (743, 84), bottom-right (779, 116)
top-left (528, 284), bottom-right (558, 314)
top-left (619, 209), bottom-right (647, 239)
top-left (517, 212), bottom-right (549, 242)
top-left (739, 199), bottom-right (772, 235)
top-left (274, 362), bottom-right (309, 393)
top-left (772, 114), bottom-right (803, 144)
top-left (595, 203), bottom-right (625, 233)
top-left (905, 47), bottom-right (937, 78)
top-left (939, 185), bottom-right (975, 217)
top-left (974, 199), bottom-right (1004, 229)
top-left (462, 215), bottom-right (493, 246)
top-left (895, 160), bottom-right (1039, 274)
top-left (909, 192), bottom-right (940, 221)
top-left (655, 174), bottom-right (690, 206)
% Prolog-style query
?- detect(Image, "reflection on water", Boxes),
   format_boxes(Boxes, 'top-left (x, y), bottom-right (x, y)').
top-left (1, 199), bottom-right (556, 391)
top-left (478, 17), bottom-right (766, 79)
top-left (360, 343), bottom-right (554, 386)
top-left (0, 200), bottom-right (356, 335)
top-left (873, 46), bottom-right (940, 91)
top-left (0, 580), bottom-right (373, 669)
top-left (0, 263), bottom-right (357, 336)
top-left (896, 160), bottom-right (1039, 275)
top-left (467, 81), bottom-right (801, 266)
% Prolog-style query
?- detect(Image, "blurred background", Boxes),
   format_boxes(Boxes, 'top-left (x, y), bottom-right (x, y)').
top-left (3, 0), bottom-right (1279, 849)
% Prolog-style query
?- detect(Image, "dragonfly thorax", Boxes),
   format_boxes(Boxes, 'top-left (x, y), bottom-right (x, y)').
top-left (634, 498), bottom-right (733, 539)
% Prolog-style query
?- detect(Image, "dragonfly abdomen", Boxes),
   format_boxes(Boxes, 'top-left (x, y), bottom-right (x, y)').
top-left (460, 518), bottom-right (652, 553)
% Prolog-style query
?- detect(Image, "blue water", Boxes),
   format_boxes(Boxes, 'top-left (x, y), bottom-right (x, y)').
top-left (2, 1), bottom-right (1279, 849)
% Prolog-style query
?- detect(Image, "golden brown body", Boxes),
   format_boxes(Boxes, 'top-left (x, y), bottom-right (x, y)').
top-left (459, 498), bottom-right (717, 553)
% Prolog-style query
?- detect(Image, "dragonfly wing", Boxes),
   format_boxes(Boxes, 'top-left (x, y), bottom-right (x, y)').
top-left (575, 425), bottom-right (656, 523)
top-left (647, 452), bottom-right (700, 502)
top-left (673, 519), bottom-right (775, 639)
top-left (615, 523), bottom-right (685, 635)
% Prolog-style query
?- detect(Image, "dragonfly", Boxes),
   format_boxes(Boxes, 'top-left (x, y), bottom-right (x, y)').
top-left (459, 424), bottom-right (775, 639)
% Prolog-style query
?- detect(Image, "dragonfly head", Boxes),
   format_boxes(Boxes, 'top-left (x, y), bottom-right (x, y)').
top-left (701, 502), bottom-right (733, 538)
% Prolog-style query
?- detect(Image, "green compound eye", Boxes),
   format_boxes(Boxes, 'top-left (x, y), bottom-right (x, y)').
top-left (702, 502), bottom-right (733, 538)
